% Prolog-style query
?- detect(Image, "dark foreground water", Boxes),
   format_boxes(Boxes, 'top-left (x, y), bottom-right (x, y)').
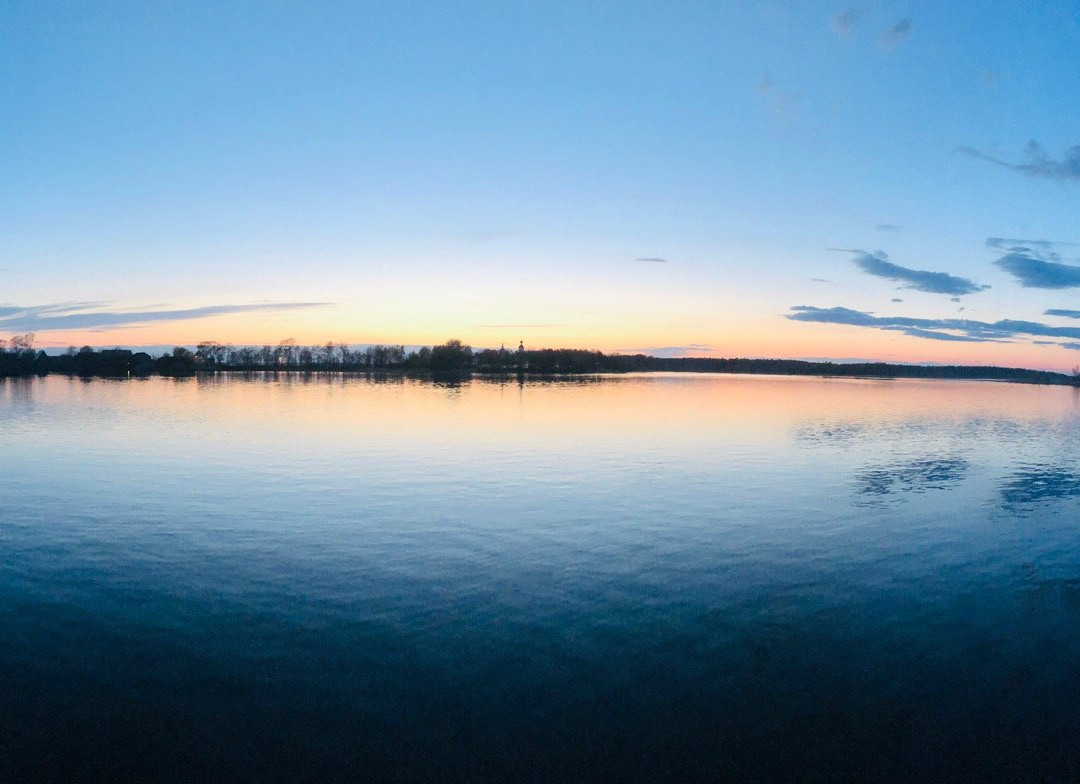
top-left (3, 373), bottom-right (1080, 782)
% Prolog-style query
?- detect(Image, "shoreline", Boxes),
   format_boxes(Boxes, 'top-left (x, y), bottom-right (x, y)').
top-left (5, 341), bottom-right (1078, 386)
top-left (4, 363), bottom-right (1079, 387)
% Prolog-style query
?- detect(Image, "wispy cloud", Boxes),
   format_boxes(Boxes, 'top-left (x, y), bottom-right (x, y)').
top-left (756, 75), bottom-right (801, 122)
top-left (848, 250), bottom-right (989, 295)
top-left (831, 7), bottom-right (857, 36)
top-left (986, 236), bottom-right (1077, 251)
top-left (786, 305), bottom-right (1080, 345)
top-left (985, 238), bottom-right (1080, 288)
top-left (1045, 309), bottom-right (1080, 319)
top-left (0, 301), bottom-right (332, 333)
top-left (875, 223), bottom-right (901, 232)
top-left (474, 323), bottom-right (562, 329)
top-left (634, 257), bottom-right (669, 263)
top-left (621, 344), bottom-right (715, 358)
top-left (891, 298), bottom-right (904, 303)
top-left (458, 229), bottom-right (522, 243)
top-left (958, 141), bottom-right (1080, 181)
top-left (880, 19), bottom-right (912, 50)
top-left (995, 252), bottom-right (1080, 289)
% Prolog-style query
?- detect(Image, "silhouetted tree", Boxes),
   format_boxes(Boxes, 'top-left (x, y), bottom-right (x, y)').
top-left (405, 346), bottom-right (432, 369)
top-left (278, 338), bottom-right (297, 368)
top-left (429, 339), bottom-right (473, 372)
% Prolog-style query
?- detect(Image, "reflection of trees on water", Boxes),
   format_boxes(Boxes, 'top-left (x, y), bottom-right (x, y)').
top-left (0, 376), bottom-right (37, 420)
top-left (854, 457), bottom-right (969, 499)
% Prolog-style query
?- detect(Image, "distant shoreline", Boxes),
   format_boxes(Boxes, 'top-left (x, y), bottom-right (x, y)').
top-left (2, 344), bottom-right (1078, 387)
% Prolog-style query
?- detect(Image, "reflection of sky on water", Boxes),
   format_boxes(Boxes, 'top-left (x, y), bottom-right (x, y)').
top-left (795, 416), bottom-right (1069, 450)
top-left (1017, 562), bottom-right (1080, 614)
top-left (5, 374), bottom-right (1080, 780)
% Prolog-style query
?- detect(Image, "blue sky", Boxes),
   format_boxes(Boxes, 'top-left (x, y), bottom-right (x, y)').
top-left (4, 2), bottom-right (1080, 367)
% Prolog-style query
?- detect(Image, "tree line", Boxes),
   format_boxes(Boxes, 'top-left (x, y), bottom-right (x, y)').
top-left (2, 333), bottom-right (1079, 385)
top-left (0, 336), bottom-right (484, 376)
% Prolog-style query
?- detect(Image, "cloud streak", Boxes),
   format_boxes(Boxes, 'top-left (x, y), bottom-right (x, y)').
top-left (958, 141), bottom-right (1080, 181)
top-left (621, 344), bottom-right (715, 358)
top-left (995, 252), bottom-right (1080, 289)
top-left (474, 323), bottom-right (562, 329)
top-left (756, 75), bottom-right (801, 122)
top-left (849, 250), bottom-right (989, 295)
top-left (786, 305), bottom-right (1080, 345)
top-left (986, 237), bottom-right (1077, 251)
top-left (880, 19), bottom-right (912, 49)
top-left (0, 301), bottom-right (332, 333)
top-left (831, 8), bottom-right (857, 36)
top-left (634, 257), bottom-right (669, 264)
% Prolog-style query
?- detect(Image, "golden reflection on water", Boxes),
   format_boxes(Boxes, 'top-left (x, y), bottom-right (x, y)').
top-left (6, 372), bottom-right (1080, 432)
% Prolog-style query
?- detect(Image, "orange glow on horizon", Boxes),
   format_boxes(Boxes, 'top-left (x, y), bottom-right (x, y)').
top-left (24, 315), bottom-right (1080, 375)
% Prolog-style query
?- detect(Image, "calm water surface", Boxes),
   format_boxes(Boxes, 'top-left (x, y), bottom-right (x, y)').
top-left (3, 373), bottom-right (1080, 781)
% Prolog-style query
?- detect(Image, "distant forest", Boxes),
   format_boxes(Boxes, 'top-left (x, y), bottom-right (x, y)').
top-left (1, 334), bottom-right (1079, 386)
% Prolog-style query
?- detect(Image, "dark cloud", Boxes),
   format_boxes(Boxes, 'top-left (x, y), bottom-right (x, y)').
top-left (849, 250), bottom-right (989, 295)
top-left (875, 223), bottom-right (901, 232)
top-left (880, 19), bottom-right (912, 49)
top-left (995, 252), bottom-right (1080, 289)
top-left (786, 305), bottom-right (1080, 344)
top-left (986, 238), bottom-right (1080, 288)
top-left (1046, 309), bottom-right (1080, 319)
top-left (0, 301), bottom-right (332, 333)
top-left (958, 141), bottom-right (1080, 181)
top-left (895, 327), bottom-right (987, 342)
top-left (812, 277), bottom-right (831, 283)
top-left (890, 298), bottom-right (904, 303)
top-left (634, 257), bottom-right (669, 263)
top-left (831, 8), bottom-right (857, 36)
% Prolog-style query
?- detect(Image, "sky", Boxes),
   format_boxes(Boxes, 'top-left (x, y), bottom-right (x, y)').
top-left (4, 2), bottom-right (1080, 369)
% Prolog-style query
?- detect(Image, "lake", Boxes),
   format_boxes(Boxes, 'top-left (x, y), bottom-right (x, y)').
top-left (3, 373), bottom-right (1080, 782)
